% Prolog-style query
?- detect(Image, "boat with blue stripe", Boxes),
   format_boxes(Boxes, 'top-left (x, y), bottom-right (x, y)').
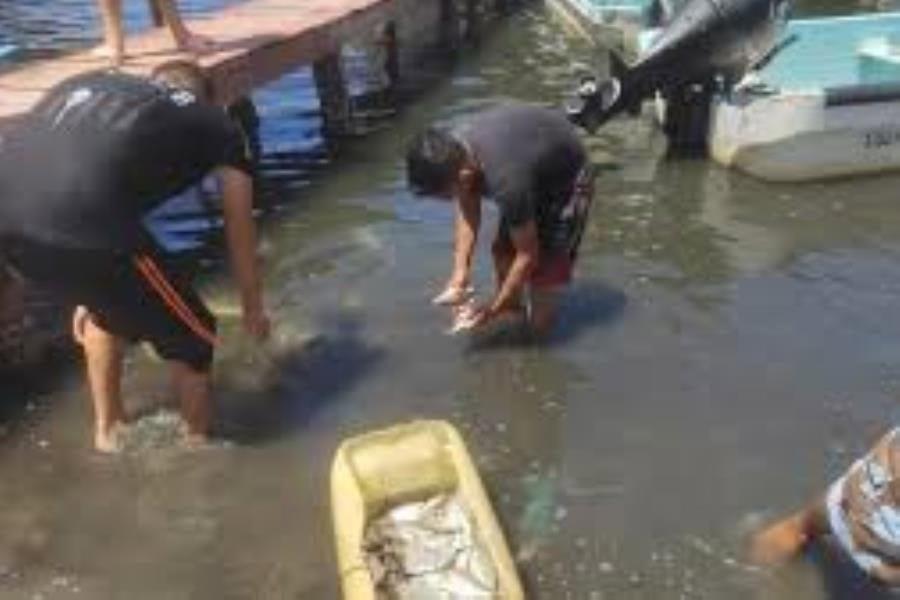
top-left (637, 11), bottom-right (900, 181)
top-left (711, 12), bottom-right (900, 181)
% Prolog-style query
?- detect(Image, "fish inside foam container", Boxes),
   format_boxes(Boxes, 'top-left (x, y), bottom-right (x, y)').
top-left (363, 493), bottom-right (499, 599)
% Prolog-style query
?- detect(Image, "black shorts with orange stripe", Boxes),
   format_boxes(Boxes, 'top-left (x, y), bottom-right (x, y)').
top-left (1, 234), bottom-right (217, 371)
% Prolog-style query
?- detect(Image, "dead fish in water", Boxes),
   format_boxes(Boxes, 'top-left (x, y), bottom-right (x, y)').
top-left (567, 0), bottom-right (794, 132)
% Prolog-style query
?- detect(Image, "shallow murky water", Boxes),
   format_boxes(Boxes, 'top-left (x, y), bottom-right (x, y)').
top-left (3, 0), bottom-right (900, 598)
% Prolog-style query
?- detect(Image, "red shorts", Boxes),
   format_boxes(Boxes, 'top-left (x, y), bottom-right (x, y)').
top-left (530, 253), bottom-right (574, 289)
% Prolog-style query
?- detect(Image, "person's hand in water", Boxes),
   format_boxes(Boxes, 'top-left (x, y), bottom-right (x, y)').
top-left (448, 295), bottom-right (528, 334)
top-left (447, 299), bottom-right (482, 334)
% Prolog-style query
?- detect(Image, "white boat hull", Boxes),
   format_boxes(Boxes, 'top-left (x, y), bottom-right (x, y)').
top-left (709, 90), bottom-right (900, 182)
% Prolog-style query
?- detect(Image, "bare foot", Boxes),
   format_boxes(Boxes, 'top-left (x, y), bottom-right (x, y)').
top-left (89, 43), bottom-right (124, 67)
top-left (94, 422), bottom-right (127, 454)
top-left (175, 32), bottom-right (216, 55)
top-left (748, 513), bottom-right (810, 566)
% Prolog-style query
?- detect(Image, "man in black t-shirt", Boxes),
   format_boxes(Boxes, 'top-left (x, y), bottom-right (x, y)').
top-left (406, 104), bottom-right (594, 336)
top-left (0, 61), bottom-right (270, 452)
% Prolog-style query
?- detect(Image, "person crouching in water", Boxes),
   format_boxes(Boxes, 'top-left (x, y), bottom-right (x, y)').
top-left (750, 427), bottom-right (900, 586)
top-left (406, 104), bottom-right (595, 336)
top-left (0, 60), bottom-right (270, 452)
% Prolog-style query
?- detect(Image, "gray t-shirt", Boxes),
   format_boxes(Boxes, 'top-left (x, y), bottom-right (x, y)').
top-left (454, 104), bottom-right (587, 235)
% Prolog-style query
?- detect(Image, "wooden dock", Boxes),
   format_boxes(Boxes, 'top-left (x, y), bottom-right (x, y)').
top-left (0, 0), bottom-right (419, 128)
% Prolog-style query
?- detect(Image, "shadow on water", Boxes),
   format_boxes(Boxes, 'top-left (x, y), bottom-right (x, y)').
top-left (214, 311), bottom-right (386, 445)
top-left (552, 280), bottom-right (627, 344)
top-left (0, 350), bottom-right (77, 433)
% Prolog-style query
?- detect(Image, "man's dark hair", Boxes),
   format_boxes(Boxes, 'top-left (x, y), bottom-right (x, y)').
top-left (151, 60), bottom-right (213, 102)
top-left (406, 127), bottom-right (467, 197)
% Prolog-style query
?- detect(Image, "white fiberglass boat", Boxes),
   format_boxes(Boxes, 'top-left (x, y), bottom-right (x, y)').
top-left (709, 13), bottom-right (900, 181)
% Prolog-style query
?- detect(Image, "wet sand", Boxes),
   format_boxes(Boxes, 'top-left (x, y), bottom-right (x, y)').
top-left (2, 0), bottom-right (900, 598)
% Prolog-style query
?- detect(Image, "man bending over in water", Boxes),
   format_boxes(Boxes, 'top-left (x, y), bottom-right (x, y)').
top-left (0, 61), bottom-right (270, 452)
top-left (750, 427), bottom-right (900, 586)
top-left (406, 104), bottom-right (595, 336)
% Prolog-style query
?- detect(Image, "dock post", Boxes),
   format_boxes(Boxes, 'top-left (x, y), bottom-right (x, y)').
top-left (439, 0), bottom-right (461, 50)
top-left (313, 52), bottom-right (354, 137)
top-left (381, 22), bottom-right (400, 97)
top-left (149, 0), bottom-right (164, 27)
top-left (464, 0), bottom-right (481, 41)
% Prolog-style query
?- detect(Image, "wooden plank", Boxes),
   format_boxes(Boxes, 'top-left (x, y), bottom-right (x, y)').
top-left (0, 0), bottom-right (397, 124)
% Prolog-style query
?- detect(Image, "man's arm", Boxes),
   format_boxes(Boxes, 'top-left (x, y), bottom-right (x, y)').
top-left (218, 165), bottom-right (269, 340)
top-left (486, 219), bottom-right (539, 316)
top-left (434, 172), bottom-right (481, 305)
top-left (450, 184), bottom-right (481, 287)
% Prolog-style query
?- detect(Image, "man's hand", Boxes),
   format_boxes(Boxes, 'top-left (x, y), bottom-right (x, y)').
top-left (432, 279), bottom-right (474, 306)
top-left (469, 301), bottom-right (528, 330)
top-left (467, 303), bottom-right (496, 330)
top-left (447, 300), bottom-right (489, 334)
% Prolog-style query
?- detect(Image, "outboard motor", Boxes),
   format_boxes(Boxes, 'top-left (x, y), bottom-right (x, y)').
top-left (646, 0), bottom-right (683, 28)
top-left (568, 0), bottom-right (792, 153)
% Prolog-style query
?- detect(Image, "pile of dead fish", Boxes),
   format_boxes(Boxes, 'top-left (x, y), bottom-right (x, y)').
top-left (363, 494), bottom-right (499, 599)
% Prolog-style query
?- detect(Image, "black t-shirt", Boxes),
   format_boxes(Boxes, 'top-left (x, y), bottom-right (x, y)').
top-left (0, 71), bottom-right (252, 251)
top-left (453, 104), bottom-right (586, 231)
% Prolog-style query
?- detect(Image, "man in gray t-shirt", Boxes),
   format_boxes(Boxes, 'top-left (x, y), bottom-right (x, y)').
top-left (406, 104), bottom-right (594, 335)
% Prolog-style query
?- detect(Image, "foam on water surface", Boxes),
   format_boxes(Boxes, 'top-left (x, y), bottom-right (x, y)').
top-left (118, 411), bottom-right (190, 453)
top-left (113, 411), bottom-right (231, 454)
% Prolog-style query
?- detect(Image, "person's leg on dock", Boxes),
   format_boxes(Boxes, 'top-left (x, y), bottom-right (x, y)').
top-left (153, 0), bottom-right (216, 55)
top-left (148, 0), bottom-right (164, 27)
top-left (94, 0), bottom-right (125, 66)
top-left (76, 307), bottom-right (128, 453)
top-left (93, 0), bottom-right (214, 65)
